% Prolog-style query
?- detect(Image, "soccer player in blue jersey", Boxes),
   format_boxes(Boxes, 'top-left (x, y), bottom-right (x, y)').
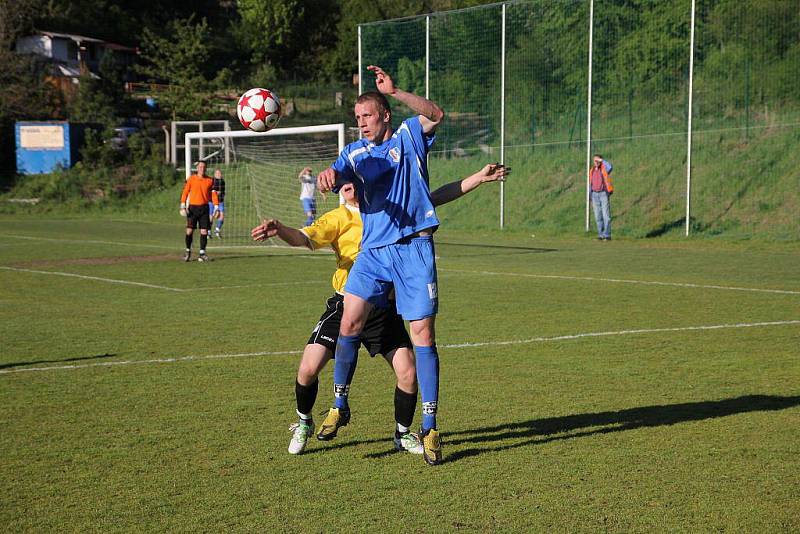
top-left (316, 65), bottom-right (446, 465)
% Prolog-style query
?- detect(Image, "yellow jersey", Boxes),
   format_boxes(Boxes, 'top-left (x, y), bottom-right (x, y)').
top-left (301, 204), bottom-right (362, 294)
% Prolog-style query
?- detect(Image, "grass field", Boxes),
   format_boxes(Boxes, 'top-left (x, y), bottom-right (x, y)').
top-left (1, 216), bottom-right (799, 531)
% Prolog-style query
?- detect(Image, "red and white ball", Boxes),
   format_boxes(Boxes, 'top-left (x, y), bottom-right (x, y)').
top-left (237, 88), bottom-right (281, 132)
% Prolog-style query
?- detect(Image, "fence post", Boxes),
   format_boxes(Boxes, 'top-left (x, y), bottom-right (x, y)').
top-left (425, 16), bottom-right (430, 100)
top-left (685, 0), bottom-right (696, 237)
top-left (500, 3), bottom-right (506, 229)
top-left (585, 0), bottom-right (594, 233)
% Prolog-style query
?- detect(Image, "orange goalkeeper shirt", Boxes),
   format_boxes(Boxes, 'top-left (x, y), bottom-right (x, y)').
top-left (181, 174), bottom-right (219, 206)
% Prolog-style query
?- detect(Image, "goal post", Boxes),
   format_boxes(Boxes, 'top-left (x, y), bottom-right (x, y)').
top-left (183, 123), bottom-right (346, 247)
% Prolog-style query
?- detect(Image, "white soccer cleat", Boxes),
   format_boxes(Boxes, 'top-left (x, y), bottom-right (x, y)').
top-left (288, 421), bottom-right (314, 455)
top-left (394, 431), bottom-right (424, 454)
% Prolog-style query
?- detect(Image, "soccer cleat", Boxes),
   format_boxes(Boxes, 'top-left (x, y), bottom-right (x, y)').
top-left (394, 431), bottom-right (424, 454)
top-left (316, 407), bottom-right (350, 441)
top-left (214, 229), bottom-right (222, 238)
top-left (420, 428), bottom-right (442, 465)
top-left (183, 250), bottom-right (191, 262)
top-left (288, 420), bottom-right (314, 455)
top-left (197, 253), bottom-right (210, 262)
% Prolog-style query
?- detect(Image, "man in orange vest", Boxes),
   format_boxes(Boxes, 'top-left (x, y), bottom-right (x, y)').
top-left (180, 161), bottom-right (219, 262)
top-left (589, 154), bottom-right (614, 241)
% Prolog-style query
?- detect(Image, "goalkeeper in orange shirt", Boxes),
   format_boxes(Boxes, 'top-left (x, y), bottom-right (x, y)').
top-left (251, 163), bottom-right (508, 456)
top-left (180, 161), bottom-right (219, 262)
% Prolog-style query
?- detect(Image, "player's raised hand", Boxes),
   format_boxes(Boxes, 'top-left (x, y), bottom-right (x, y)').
top-left (251, 219), bottom-right (280, 241)
top-left (480, 163), bottom-right (510, 183)
top-left (317, 168), bottom-right (339, 193)
top-left (367, 65), bottom-right (396, 95)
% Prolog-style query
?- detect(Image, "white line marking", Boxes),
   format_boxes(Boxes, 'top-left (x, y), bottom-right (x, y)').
top-left (0, 349), bottom-right (303, 374)
top-left (188, 281), bottom-right (328, 291)
top-left (0, 267), bottom-right (327, 292)
top-left (441, 268), bottom-right (800, 295)
top-left (441, 320), bottom-right (800, 348)
top-left (3, 234), bottom-right (174, 250)
top-left (2, 320), bottom-right (796, 375)
top-left (0, 266), bottom-right (185, 292)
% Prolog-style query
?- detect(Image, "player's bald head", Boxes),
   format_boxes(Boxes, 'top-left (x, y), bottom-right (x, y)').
top-left (356, 92), bottom-right (391, 120)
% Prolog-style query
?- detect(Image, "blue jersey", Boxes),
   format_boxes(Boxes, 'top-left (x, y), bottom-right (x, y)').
top-left (331, 116), bottom-right (439, 249)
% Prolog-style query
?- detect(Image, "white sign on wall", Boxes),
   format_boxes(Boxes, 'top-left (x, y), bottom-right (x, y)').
top-left (20, 125), bottom-right (65, 149)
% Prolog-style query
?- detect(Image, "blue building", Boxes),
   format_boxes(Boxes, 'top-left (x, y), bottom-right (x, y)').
top-left (15, 121), bottom-right (85, 174)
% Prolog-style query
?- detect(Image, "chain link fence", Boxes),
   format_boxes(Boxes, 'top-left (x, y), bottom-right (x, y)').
top-left (359, 0), bottom-right (800, 239)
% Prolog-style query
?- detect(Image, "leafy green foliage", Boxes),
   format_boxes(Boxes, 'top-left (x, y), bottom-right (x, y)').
top-left (137, 16), bottom-right (218, 119)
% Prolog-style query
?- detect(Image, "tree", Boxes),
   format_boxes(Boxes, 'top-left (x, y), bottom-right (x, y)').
top-left (137, 16), bottom-right (216, 119)
top-left (236, 0), bottom-right (339, 78)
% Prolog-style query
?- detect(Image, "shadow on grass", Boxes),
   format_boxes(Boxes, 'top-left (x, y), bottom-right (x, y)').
top-left (441, 394), bottom-right (800, 464)
top-left (0, 353), bottom-right (118, 370)
top-left (296, 395), bottom-right (800, 461)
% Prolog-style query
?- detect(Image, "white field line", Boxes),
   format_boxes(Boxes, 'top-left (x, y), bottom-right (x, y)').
top-left (0, 266), bottom-right (327, 292)
top-left (440, 268), bottom-right (800, 296)
top-left (0, 266), bottom-right (184, 292)
top-left (1, 319), bottom-right (797, 375)
top-left (189, 281), bottom-right (328, 291)
top-left (3, 233), bottom-right (333, 257)
top-left (3, 234), bottom-right (174, 250)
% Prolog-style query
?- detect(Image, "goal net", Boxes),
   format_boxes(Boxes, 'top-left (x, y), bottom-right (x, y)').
top-left (184, 124), bottom-right (346, 247)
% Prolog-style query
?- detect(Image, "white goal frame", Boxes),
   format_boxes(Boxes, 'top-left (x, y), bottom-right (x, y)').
top-left (184, 123), bottom-right (346, 178)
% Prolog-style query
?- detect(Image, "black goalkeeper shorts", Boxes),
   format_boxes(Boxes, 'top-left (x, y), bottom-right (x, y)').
top-left (186, 204), bottom-right (211, 230)
top-left (308, 293), bottom-right (412, 357)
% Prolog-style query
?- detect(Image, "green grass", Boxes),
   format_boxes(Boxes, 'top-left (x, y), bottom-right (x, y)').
top-left (1, 216), bottom-right (799, 531)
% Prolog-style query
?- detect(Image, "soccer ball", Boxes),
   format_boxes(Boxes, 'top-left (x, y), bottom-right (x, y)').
top-left (237, 88), bottom-right (281, 132)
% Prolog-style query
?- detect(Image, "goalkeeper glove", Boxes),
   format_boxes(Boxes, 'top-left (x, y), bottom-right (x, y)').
top-left (180, 207), bottom-right (187, 217)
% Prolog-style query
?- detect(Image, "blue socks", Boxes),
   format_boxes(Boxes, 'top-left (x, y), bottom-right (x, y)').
top-left (332, 334), bottom-right (360, 410)
top-left (415, 344), bottom-right (440, 431)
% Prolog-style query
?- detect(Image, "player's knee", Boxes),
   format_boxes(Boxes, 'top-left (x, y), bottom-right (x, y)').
top-left (340, 316), bottom-right (366, 336)
top-left (297, 362), bottom-right (319, 384)
top-left (395, 366), bottom-right (417, 392)
top-left (410, 323), bottom-right (435, 346)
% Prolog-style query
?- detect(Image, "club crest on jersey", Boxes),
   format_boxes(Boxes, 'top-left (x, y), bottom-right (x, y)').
top-left (388, 147), bottom-right (400, 163)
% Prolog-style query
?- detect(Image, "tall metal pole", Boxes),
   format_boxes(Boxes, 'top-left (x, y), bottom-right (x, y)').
top-left (685, 0), bottom-right (696, 236)
top-left (500, 3), bottom-right (506, 229)
top-left (585, 0), bottom-right (595, 232)
top-left (425, 16), bottom-right (430, 99)
top-left (358, 25), bottom-right (363, 97)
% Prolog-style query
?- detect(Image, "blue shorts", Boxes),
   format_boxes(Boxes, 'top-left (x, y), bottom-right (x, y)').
top-left (345, 235), bottom-right (438, 321)
top-left (301, 198), bottom-right (316, 213)
top-left (208, 202), bottom-right (224, 213)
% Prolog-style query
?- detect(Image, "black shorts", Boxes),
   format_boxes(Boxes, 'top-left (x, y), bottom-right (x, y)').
top-left (186, 204), bottom-right (211, 230)
top-left (307, 293), bottom-right (412, 357)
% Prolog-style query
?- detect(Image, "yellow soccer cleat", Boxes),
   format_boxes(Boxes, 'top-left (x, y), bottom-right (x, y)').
top-left (316, 407), bottom-right (350, 441)
top-left (421, 428), bottom-right (442, 465)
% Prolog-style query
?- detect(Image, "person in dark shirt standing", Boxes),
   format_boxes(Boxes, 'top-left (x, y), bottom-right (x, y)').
top-left (209, 169), bottom-right (226, 239)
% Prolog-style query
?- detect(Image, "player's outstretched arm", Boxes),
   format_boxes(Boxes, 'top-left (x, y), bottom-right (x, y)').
top-left (251, 219), bottom-right (311, 248)
top-left (367, 65), bottom-right (444, 134)
top-left (430, 163), bottom-right (509, 207)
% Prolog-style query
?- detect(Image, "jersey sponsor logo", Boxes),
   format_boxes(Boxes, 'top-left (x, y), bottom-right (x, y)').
top-left (389, 147), bottom-right (400, 163)
top-left (427, 282), bottom-right (438, 300)
top-left (422, 401), bottom-right (438, 415)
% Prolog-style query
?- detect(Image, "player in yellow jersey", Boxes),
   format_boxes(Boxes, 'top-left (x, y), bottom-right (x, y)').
top-left (251, 164), bottom-right (509, 455)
